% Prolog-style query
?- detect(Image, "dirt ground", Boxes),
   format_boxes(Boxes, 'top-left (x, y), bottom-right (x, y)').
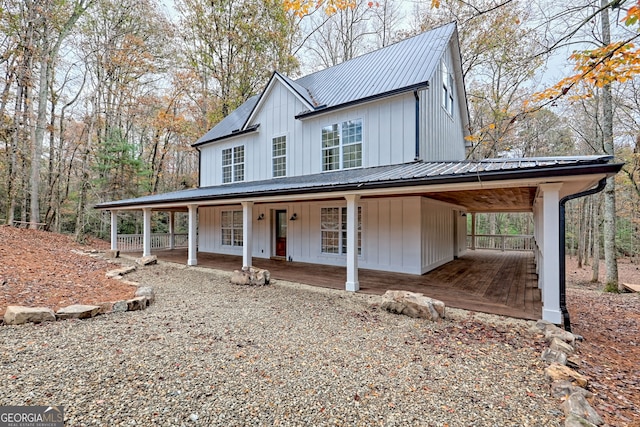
top-left (565, 256), bottom-right (640, 426)
top-left (1, 226), bottom-right (638, 425)
top-left (0, 225), bottom-right (135, 317)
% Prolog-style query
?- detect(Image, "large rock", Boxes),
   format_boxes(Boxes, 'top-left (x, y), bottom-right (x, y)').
top-left (565, 413), bottom-right (598, 427)
top-left (112, 300), bottom-right (129, 312)
top-left (105, 265), bottom-right (137, 278)
top-left (545, 329), bottom-right (577, 345)
top-left (136, 255), bottom-right (157, 266)
top-left (126, 296), bottom-right (149, 311)
top-left (563, 393), bottom-right (604, 426)
top-left (545, 363), bottom-right (588, 388)
top-left (231, 267), bottom-right (271, 286)
top-left (550, 337), bottom-right (575, 355)
top-left (105, 249), bottom-right (120, 259)
top-left (56, 304), bottom-right (101, 320)
top-left (134, 286), bottom-right (155, 304)
top-left (4, 306), bottom-right (56, 325)
top-left (551, 380), bottom-right (593, 400)
top-left (380, 290), bottom-right (445, 321)
top-left (541, 348), bottom-right (568, 365)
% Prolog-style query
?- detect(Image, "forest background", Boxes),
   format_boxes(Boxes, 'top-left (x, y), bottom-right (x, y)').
top-left (1, 0), bottom-right (639, 290)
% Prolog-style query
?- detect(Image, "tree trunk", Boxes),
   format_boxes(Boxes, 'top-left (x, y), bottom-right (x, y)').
top-left (600, 0), bottom-right (620, 291)
top-left (591, 195), bottom-right (601, 282)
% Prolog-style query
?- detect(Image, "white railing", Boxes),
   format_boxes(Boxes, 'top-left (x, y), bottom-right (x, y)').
top-left (467, 234), bottom-right (534, 251)
top-left (117, 233), bottom-right (189, 252)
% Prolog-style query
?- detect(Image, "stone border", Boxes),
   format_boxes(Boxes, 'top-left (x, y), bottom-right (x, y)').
top-left (534, 320), bottom-right (605, 426)
top-left (1, 253), bottom-right (156, 326)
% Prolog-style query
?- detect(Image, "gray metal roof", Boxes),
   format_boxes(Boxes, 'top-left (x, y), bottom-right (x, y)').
top-left (193, 23), bottom-right (457, 146)
top-left (95, 156), bottom-right (620, 209)
top-left (194, 95), bottom-right (260, 145)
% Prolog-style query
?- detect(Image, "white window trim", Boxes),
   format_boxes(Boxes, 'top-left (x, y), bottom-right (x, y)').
top-left (442, 60), bottom-right (454, 117)
top-left (221, 210), bottom-right (243, 247)
top-left (320, 206), bottom-right (362, 256)
top-left (271, 133), bottom-right (287, 178)
top-left (321, 119), bottom-right (363, 172)
top-left (222, 145), bottom-right (245, 184)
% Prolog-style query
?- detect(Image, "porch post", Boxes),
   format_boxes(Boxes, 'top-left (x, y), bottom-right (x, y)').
top-left (471, 213), bottom-right (476, 250)
top-left (168, 211), bottom-right (175, 250)
top-left (142, 208), bottom-right (152, 257)
top-left (187, 204), bottom-right (198, 266)
top-left (540, 183), bottom-right (563, 324)
top-left (345, 194), bottom-right (360, 292)
top-left (242, 201), bottom-right (253, 268)
top-left (110, 210), bottom-right (118, 251)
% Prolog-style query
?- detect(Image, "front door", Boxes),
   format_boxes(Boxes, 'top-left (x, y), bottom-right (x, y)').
top-left (275, 210), bottom-right (287, 257)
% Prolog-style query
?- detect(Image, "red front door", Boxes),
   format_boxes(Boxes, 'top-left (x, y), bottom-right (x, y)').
top-left (275, 210), bottom-right (287, 257)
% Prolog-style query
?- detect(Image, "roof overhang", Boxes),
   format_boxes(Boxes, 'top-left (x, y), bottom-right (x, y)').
top-left (94, 157), bottom-right (623, 213)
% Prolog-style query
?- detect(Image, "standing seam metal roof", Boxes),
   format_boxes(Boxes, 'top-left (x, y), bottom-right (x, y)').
top-left (194, 23), bottom-right (457, 146)
top-left (95, 156), bottom-right (619, 209)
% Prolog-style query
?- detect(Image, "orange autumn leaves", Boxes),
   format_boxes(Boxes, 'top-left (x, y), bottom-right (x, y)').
top-left (531, 1), bottom-right (640, 105)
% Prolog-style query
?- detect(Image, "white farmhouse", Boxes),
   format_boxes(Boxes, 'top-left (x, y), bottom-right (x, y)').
top-left (96, 23), bottom-right (622, 325)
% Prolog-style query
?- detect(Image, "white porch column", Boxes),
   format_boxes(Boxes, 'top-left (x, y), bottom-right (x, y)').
top-left (110, 210), bottom-right (118, 251)
top-left (168, 211), bottom-right (175, 250)
top-left (242, 201), bottom-right (254, 268)
top-left (345, 194), bottom-right (360, 292)
top-left (539, 183), bottom-right (563, 324)
top-left (142, 208), bottom-right (152, 257)
top-left (187, 204), bottom-right (198, 266)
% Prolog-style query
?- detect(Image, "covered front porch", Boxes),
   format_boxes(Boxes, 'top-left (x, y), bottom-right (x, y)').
top-left (132, 248), bottom-right (541, 320)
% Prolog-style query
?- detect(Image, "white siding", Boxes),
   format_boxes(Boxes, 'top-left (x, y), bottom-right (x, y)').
top-left (196, 197), bottom-right (425, 274)
top-left (420, 42), bottom-right (466, 161)
top-left (421, 198), bottom-right (455, 273)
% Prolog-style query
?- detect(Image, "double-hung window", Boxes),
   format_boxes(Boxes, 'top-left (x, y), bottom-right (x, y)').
top-left (221, 210), bottom-right (243, 246)
top-left (222, 145), bottom-right (244, 183)
top-left (322, 119), bottom-right (362, 171)
top-left (442, 60), bottom-right (454, 116)
top-left (272, 135), bottom-right (286, 177)
top-left (320, 207), bottom-right (362, 255)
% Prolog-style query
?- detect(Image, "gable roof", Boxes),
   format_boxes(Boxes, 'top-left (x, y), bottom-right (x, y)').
top-left (193, 22), bottom-right (459, 147)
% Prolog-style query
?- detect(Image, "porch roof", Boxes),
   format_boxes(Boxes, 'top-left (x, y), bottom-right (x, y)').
top-left (94, 155), bottom-right (622, 211)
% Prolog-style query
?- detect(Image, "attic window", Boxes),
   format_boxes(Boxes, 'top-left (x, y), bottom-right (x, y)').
top-left (442, 60), bottom-right (454, 116)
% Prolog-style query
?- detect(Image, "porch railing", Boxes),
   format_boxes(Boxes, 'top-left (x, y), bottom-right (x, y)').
top-left (117, 233), bottom-right (189, 252)
top-left (467, 234), bottom-right (534, 251)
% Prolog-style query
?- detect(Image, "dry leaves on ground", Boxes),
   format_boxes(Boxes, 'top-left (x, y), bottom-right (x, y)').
top-left (566, 256), bottom-right (640, 427)
top-left (0, 225), bottom-right (135, 317)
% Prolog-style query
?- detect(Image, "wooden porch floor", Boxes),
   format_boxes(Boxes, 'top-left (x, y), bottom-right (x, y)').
top-left (138, 249), bottom-right (541, 320)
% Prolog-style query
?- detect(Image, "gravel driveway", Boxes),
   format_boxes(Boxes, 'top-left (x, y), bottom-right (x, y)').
top-left (0, 260), bottom-right (561, 426)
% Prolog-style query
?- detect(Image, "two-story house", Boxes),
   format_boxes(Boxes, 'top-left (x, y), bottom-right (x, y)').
top-left (96, 23), bottom-right (622, 325)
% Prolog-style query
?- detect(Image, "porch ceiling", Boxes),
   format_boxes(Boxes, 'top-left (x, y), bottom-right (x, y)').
top-left (421, 187), bottom-right (537, 212)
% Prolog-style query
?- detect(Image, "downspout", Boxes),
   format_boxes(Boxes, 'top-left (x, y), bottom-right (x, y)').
top-left (558, 178), bottom-right (607, 331)
top-left (414, 90), bottom-right (420, 160)
top-left (196, 146), bottom-right (201, 188)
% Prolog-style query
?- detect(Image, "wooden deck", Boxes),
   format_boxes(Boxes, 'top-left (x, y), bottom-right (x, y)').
top-left (139, 249), bottom-right (542, 320)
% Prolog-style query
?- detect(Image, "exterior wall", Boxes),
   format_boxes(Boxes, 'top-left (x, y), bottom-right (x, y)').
top-left (421, 198), bottom-right (455, 274)
top-left (198, 44), bottom-right (468, 187)
top-left (420, 42), bottom-right (466, 161)
top-left (197, 196), bottom-right (460, 276)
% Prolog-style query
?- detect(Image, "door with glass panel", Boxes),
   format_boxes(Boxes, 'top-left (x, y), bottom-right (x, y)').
top-left (274, 210), bottom-right (287, 258)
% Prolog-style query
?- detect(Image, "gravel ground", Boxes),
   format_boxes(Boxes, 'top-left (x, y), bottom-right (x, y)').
top-left (0, 259), bottom-right (561, 426)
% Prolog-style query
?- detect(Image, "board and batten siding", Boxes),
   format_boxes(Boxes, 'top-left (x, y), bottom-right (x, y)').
top-left (198, 80), bottom-right (306, 187)
top-left (196, 196), bottom-right (427, 275)
top-left (420, 42), bottom-right (466, 162)
top-left (421, 198), bottom-right (455, 274)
